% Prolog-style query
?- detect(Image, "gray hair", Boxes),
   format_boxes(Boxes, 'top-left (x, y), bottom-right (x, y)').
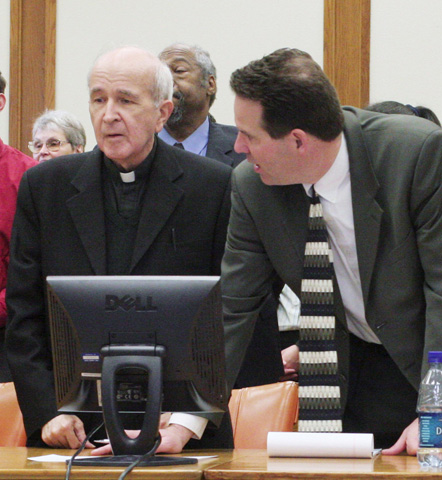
top-left (153, 60), bottom-right (173, 106)
top-left (190, 45), bottom-right (217, 85)
top-left (32, 110), bottom-right (86, 147)
top-left (190, 45), bottom-right (216, 106)
top-left (160, 43), bottom-right (217, 105)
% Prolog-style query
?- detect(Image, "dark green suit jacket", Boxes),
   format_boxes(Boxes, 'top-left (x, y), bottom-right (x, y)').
top-left (222, 107), bottom-right (442, 409)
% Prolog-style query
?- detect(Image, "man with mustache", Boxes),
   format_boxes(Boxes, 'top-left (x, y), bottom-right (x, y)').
top-left (158, 43), bottom-right (244, 168)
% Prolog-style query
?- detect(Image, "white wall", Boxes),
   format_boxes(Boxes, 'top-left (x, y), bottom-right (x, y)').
top-left (56, 0), bottom-right (324, 151)
top-left (0, 0), bottom-right (10, 142)
top-left (370, 0), bottom-right (442, 121)
top-left (5, 2), bottom-right (442, 147)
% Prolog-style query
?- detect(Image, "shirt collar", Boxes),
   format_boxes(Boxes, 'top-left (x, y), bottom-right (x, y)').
top-left (103, 137), bottom-right (157, 183)
top-left (158, 117), bottom-right (210, 155)
top-left (303, 135), bottom-right (349, 203)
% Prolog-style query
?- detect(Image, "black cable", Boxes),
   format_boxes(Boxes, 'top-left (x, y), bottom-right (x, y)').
top-left (118, 435), bottom-right (162, 480)
top-left (65, 421), bottom-right (105, 480)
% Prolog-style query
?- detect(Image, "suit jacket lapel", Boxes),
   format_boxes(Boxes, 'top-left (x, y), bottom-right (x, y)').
top-left (206, 122), bottom-right (235, 166)
top-left (343, 109), bottom-right (383, 305)
top-left (67, 150), bottom-right (107, 275)
top-left (130, 141), bottom-right (184, 271)
top-left (280, 185), bottom-right (310, 267)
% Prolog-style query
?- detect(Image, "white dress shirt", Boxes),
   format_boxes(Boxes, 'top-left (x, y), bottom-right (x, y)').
top-left (303, 136), bottom-right (381, 344)
top-left (158, 117), bottom-right (210, 156)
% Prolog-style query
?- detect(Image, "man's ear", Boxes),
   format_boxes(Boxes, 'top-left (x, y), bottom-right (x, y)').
top-left (0, 93), bottom-right (6, 112)
top-left (291, 128), bottom-right (308, 151)
top-left (156, 99), bottom-right (174, 132)
top-left (207, 75), bottom-right (217, 98)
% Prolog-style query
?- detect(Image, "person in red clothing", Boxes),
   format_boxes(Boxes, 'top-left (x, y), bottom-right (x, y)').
top-left (0, 71), bottom-right (37, 381)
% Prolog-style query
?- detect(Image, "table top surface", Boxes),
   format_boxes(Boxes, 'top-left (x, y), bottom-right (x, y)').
top-left (204, 449), bottom-right (442, 479)
top-left (0, 447), bottom-right (234, 479)
top-left (2, 447), bottom-right (442, 479)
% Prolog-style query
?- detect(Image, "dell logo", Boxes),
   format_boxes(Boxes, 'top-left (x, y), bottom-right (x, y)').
top-left (105, 295), bottom-right (158, 312)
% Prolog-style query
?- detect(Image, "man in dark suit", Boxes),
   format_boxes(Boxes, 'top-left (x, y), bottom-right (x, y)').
top-left (159, 43), bottom-right (284, 388)
top-left (222, 48), bottom-right (442, 452)
top-left (6, 46), bottom-right (232, 453)
top-left (158, 43), bottom-right (244, 168)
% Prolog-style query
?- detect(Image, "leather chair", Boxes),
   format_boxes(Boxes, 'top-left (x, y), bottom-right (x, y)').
top-left (0, 382), bottom-right (26, 446)
top-left (228, 381), bottom-right (298, 449)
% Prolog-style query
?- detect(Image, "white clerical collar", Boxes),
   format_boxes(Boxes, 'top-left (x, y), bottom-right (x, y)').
top-left (119, 171), bottom-right (136, 183)
top-left (303, 135), bottom-right (349, 203)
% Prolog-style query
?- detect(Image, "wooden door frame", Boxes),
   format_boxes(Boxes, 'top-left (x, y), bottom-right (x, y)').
top-left (9, 0), bottom-right (56, 152)
top-left (324, 0), bottom-right (371, 108)
top-left (8, 0), bottom-right (370, 152)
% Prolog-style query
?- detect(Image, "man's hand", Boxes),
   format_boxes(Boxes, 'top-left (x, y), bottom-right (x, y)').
top-left (90, 423), bottom-right (194, 456)
top-left (41, 414), bottom-right (94, 449)
top-left (156, 424), bottom-right (194, 453)
top-left (279, 344), bottom-right (299, 381)
top-left (382, 417), bottom-right (419, 455)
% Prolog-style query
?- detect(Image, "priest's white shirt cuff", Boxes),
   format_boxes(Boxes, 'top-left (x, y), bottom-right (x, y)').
top-left (168, 413), bottom-right (208, 440)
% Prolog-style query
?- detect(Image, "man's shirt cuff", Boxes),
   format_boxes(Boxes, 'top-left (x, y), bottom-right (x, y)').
top-left (168, 413), bottom-right (208, 440)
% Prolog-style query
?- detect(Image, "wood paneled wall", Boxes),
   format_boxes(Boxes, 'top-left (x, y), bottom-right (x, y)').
top-left (9, 0), bottom-right (56, 154)
top-left (324, 0), bottom-right (371, 108)
top-left (8, 0), bottom-right (370, 152)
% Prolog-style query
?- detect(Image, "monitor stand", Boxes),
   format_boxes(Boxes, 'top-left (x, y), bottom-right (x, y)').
top-left (72, 345), bottom-right (196, 467)
top-left (71, 453), bottom-right (197, 467)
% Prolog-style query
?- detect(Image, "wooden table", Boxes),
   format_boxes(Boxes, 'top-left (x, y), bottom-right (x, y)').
top-left (0, 447), bottom-right (235, 479)
top-left (204, 449), bottom-right (442, 479)
top-left (4, 448), bottom-right (442, 479)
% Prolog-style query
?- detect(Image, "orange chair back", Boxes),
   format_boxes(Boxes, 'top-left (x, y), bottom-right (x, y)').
top-left (229, 381), bottom-right (298, 449)
top-left (0, 382), bottom-right (26, 446)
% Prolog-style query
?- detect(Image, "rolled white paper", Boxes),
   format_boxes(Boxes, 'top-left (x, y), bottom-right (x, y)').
top-left (267, 432), bottom-right (375, 458)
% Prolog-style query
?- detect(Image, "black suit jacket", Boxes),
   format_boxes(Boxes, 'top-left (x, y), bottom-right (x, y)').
top-left (206, 122), bottom-right (245, 168)
top-left (6, 139), bottom-right (232, 446)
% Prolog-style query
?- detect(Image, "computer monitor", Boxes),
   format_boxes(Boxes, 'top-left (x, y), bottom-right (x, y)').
top-left (46, 275), bottom-right (227, 466)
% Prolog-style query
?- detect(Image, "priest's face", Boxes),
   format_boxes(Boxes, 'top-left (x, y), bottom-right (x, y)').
top-left (88, 47), bottom-right (172, 171)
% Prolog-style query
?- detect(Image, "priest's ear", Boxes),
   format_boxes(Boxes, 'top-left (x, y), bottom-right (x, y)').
top-left (155, 99), bottom-right (174, 133)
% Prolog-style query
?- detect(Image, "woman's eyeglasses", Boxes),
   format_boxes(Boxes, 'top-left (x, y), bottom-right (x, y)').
top-left (28, 139), bottom-right (70, 154)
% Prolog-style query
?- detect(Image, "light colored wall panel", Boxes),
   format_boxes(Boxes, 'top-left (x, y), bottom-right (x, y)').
top-left (56, 0), bottom-right (324, 151)
top-left (0, 0), bottom-right (10, 142)
top-left (370, 0), bottom-right (442, 121)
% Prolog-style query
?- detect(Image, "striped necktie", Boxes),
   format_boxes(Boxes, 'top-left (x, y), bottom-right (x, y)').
top-left (297, 187), bottom-right (342, 433)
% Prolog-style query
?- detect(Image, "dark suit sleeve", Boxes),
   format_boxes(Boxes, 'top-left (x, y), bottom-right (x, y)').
top-left (410, 130), bottom-right (442, 379)
top-left (221, 167), bottom-right (278, 391)
top-left (210, 177), bottom-right (232, 275)
top-left (5, 172), bottom-right (58, 442)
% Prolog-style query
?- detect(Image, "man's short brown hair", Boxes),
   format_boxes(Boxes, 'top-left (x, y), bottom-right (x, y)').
top-left (0, 72), bottom-right (6, 94)
top-left (230, 48), bottom-right (344, 141)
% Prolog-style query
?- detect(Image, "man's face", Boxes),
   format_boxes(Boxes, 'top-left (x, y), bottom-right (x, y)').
top-left (234, 96), bottom-right (308, 186)
top-left (88, 49), bottom-right (171, 170)
top-left (160, 46), bottom-right (214, 127)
